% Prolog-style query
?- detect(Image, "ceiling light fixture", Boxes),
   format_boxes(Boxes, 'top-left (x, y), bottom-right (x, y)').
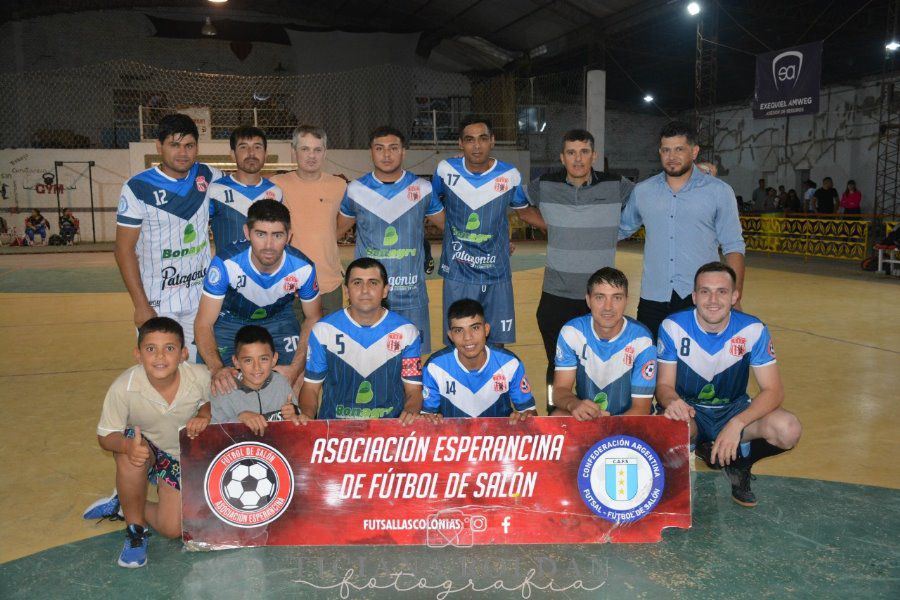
top-left (643, 94), bottom-right (654, 103)
top-left (201, 17), bottom-right (217, 36)
top-left (887, 40), bottom-right (900, 51)
top-left (687, 2), bottom-right (701, 16)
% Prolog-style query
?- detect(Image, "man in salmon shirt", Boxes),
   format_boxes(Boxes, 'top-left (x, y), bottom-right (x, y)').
top-left (272, 125), bottom-right (348, 328)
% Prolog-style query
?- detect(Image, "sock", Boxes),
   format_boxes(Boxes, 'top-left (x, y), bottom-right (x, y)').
top-left (748, 439), bottom-right (788, 466)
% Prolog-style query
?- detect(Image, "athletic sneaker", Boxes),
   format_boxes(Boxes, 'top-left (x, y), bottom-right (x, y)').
top-left (83, 491), bottom-right (122, 521)
top-left (118, 524), bottom-right (150, 568)
top-left (725, 464), bottom-right (757, 507)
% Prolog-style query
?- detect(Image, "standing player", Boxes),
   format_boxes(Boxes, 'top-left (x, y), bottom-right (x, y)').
top-left (337, 126), bottom-right (445, 352)
top-left (551, 268), bottom-right (656, 419)
top-left (208, 126), bottom-right (283, 248)
top-left (115, 113), bottom-right (223, 359)
top-left (433, 115), bottom-right (545, 345)
top-left (657, 262), bottom-right (802, 507)
top-left (194, 200), bottom-right (322, 395)
top-left (300, 258), bottom-right (422, 424)
top-left (421, 299), bottom-right (536, 421)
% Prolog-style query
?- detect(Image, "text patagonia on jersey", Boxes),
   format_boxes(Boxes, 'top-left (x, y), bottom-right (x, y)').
top-left (161, 266), bottom-right (207, 290)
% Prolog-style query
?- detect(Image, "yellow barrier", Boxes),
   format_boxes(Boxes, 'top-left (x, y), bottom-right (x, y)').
top-left (740, 215), bottom-right (870, 260)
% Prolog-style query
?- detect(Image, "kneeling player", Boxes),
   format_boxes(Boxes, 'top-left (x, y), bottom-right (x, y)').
top-left (421, 299), bottom-right (536, 422)
top-left (300, 258), bottom-right (422, 424)
top-left (551, 267), bottom-right (656, 419)
top-left (210, 325), bottom-right (299, 435)
top-left (657, 262), bottom-right (802, 507)
top-left (83, 318), bottom-right (210, 568)
top-left (195, 199), bottom-right (322, 395)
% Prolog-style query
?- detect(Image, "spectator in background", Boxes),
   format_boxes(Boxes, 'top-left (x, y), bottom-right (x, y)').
top-left (840, 180), bottom-right (861, 216)
top-left (59, 208), bottom-right (80, 245)
top-left (814, 177), bottom-right (838, 215)
top-left (752, 178), bottom-right (768, 211)
top-left (24, 209), bottom-right (50, 245)
top-left (802, 180), bottom-right (817, 212)
top-left (785, 189), bottom-right (802, 213)
top-left (765, 187), bottom-right (778, 211)
top-left (777, 186), bottom-right (788, 209)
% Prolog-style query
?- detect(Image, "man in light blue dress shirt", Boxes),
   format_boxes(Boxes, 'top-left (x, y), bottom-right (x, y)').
top-left (618, 121), bottom-right (745, 340)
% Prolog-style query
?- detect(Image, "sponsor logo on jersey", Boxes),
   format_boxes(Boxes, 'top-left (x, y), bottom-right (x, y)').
top-left (382, 225), bottom-right (399, 247)
top-left (356, 380), bottom-right (374, 404)
top-left (623, 345), bottom-right (635, 366)
top-left (283, 275), bottom-right (299, 293)
top-left (730, 336), bottom-right (746, 357)
top-left (520, 375), bottom-right (531, 394)
top-left (335, 404), bottom-right (393, 419)
top-left (204, 442), bottom-right (294, 528)
top-left (387, 274), bottom-right (418, 290)
top-left (386, 332), bottom-right (403, 352)
top-left (767, 340), bottom-right (776, 358)
top-left (160, 265), bottom-right (206, 290)
top-left (494, 177), bottom-right (509, 193)
top-left (195, 175), bottom-right (208, 192)
top-left (367, 247), bottom-right (417, 259)
top-left (250, 308), bottom-right (268, 320)
top-left (465, 212), bottom-right (481, 231)
top-left (449, 241), bottom-right (497, 269)
top-left (161, 224), bottom-right (208, 259)
top-left (641, 360), bottom-right (656, 381)
top-left (407, 185), bottom-right (420, 202)
top-left (492, 373), bottom-right (508, 392)
top-left (577, 435), bottom-right (665, 524)
top-left (593, 391), bottom-right (609, 410)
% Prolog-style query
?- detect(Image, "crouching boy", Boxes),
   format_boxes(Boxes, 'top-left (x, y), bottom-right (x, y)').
top-left (83, 317), bottom-right (211, 568)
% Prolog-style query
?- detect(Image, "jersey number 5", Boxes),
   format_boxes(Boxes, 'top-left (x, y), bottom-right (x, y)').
top-left (335, 333), bottom-right (345, 355)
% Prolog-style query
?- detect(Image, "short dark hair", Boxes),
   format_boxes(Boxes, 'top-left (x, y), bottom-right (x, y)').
top-left (137, 316), bottom-right (184, 348)
top-left (459, 115), bottom-right (493, 138)
top-left (823, 176), bottom-right (833, 183)
top-left (369, 126), bottom-right (406, 147)
top-left (447, 299), bottom-right (485, 324)
top-left (345, 257), bottom-right (389, 308)
top-left (157, 113), bottom-right (199, 144)
top-left (586, 267), bottom-right (628, 295)
top-left (230, 125), bottom-right (268, 151)
top-left (693, 261), bottom-right (737, 289)
top-left (246, 199), bottom-right (291, 231)
top-left (561, 129), bottom-right (594, 151)
top-left (291, 124), bottom-right (327, 149)
top-left (234, 325), bottom-right (276, 354)
top-left (659, 121), bottom-right (697, 146)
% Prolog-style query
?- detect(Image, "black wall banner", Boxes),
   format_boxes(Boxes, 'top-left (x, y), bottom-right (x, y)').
top-left (752, 41), bottom-right (822, 119)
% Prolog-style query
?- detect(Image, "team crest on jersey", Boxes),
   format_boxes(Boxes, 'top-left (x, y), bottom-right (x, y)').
top-left (204, 442), bottom-right (294, 529)
top-left (641, 360), bottom-right (656, 381)
top-left (283, 275), bottom-right (299, 293)
top-left (730, 336), bottom-right (746, 357)
top-left (520, 375), bottom-right (532, 394)
top-left (407, 185), bottom-right (421, 202)
top-left (265, 190), bottom-right (276, 199)
top-left (195, 175), bottom-right (208, 192)
top-left (494, 177), bottom-right (509, 192)
top-left (386, 332), bottom-right (403, 352)
top-left (207, 265), bottom-right (222, 285)
top-left (492, 373), bottom-right (508, 393)
top-left (623, 345), bottom-right (635, 366)
top-left (117, 197), bottom-right (129, 214)
top-left (768, 340), bottom-right (776, 358)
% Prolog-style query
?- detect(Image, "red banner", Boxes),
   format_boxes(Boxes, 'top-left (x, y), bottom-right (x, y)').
top-left (180, 417), bottom-right (691, 548)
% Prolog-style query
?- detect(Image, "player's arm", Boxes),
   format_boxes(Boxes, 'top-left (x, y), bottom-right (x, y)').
top-left (425, 209), bottom-right (445, 231)
top-left (514, 205), bottom-right (547, 232)
top-left (277, 296), bottom-right (323, 385)
top-left (657, 361), bottom-right (694, 422)
top-left (336, 213), bottom-right (356, 240)
top-left (194, 294), bottom-right (238, 395)
top-left (724, 252), bottom-right (746, 309)
top-left (185, 402), bottom-right (211, 438)
top-left (114, 225), bottom-right (156, 328)
top-left (298, 380), bottom-right (321, 420)
top-left (551, 368), bottom-right (605, 420)
top-left (622, 396), bottom-right (653, 416)
top-left (617, 189), bottom-right (642, 240)
top-left (400, 381), bottom-right (423, 426)
top-left (711, 363), bottom-right (784, 466)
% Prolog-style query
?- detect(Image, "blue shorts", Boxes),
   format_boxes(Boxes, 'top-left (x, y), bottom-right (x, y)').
top-left (210, 315), bottom-right (299, 366)
top-left (692, 399), bottom-right (751, 444)
top-left (442, 279), bottom-right (516, 344)
top-left (393, 304), bottom-right (431, 354)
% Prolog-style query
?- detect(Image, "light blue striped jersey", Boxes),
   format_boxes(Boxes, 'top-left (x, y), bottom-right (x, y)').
top-left (433, 157), bottom-right (529, 283)
top-left (208, 175), bottom-right (283, 248)
top-left (422, 345), bottom-right (535, 417)
top-left (556, 315), bottom-right (656, 415)
top-left (117, 163), bottom-right (223, 314)
top-left (657, 309), bottom-right (775, 407)
top-left (305, 309), bottom-right (422, 420)
top-left (202, 242), bottom-right (318, 323)
top-left (340, 171), bottom-right (442, 309)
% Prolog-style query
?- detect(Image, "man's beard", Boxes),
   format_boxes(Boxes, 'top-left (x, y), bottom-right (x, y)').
top-left (664, 163), bottom-right (691, 177)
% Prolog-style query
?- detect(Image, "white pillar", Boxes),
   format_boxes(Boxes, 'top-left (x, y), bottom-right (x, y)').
top-left (585, 70), bottom-right (606, 166)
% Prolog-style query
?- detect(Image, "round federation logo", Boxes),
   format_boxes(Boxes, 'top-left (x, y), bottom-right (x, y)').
top-left (207, 265), bottom-right (221, 285)
top-left (204, 442), bottom-right (294, 528)
top-left (117, 197), bottom-right (129, 214)
top-left (577, 435), bottom-right (664, 523)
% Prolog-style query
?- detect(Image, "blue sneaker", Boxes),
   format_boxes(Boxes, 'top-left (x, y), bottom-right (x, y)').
top-left (118, 524), bottom-right (150, 568)
top-left (83, 491), bottom-right (122, 521)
